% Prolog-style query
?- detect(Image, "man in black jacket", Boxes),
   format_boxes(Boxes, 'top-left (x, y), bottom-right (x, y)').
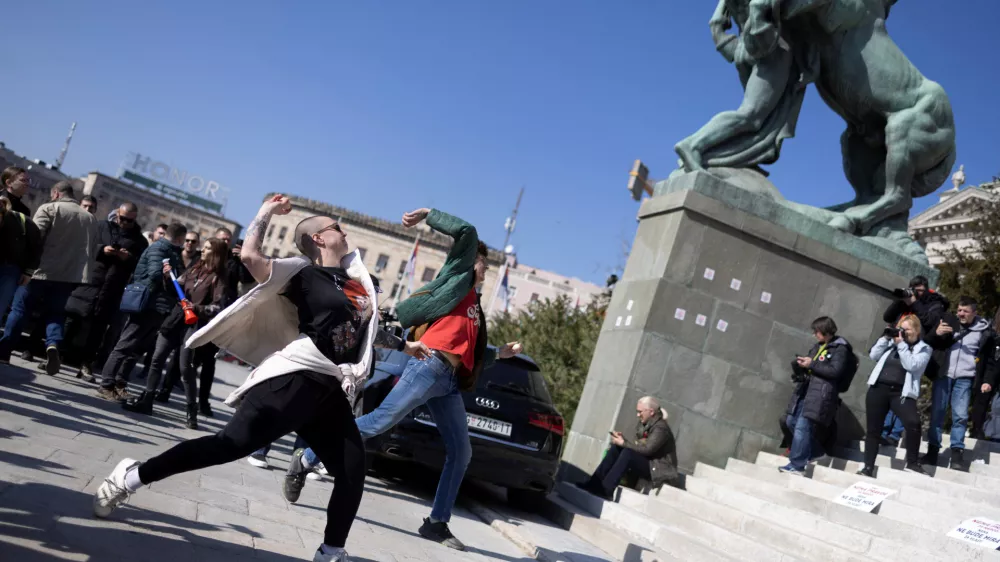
top-left (1, 166), bottom-right (33, 217)
top-left (97, 223), bottom-right (186, 402)
top-left (779, 317), bottom-right (854, 475)
top-left (580, 396), bottom-right (679, 499)
top-left (67, 203), bottom-right (147, 381)
top-left (0, 194), bottom-right (41, 324)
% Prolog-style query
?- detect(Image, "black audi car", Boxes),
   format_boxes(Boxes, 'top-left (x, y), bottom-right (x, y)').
top-left (362, 346), bottom-right (564, 509)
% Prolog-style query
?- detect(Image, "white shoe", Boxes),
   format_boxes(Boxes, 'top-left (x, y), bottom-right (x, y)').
top-left (307, 462), bottom-right (328, 481)
top-left (246, 454), bottom-right (269, 469)
top-left (93, 458), bottom-right (140, 518)
top-left (313, 546), bottom-right (350, 561)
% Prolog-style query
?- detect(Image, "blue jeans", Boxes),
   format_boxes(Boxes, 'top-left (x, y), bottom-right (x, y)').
top-left (252, 435), bottom-right (308, 459)
top-left (929, 376), bottom-right (973, 451)
top-left (0, 280), bottom-right (75, 361)
top-left (787, 411), bottom-right (823, 470)
top-left (355, 354), bottom-right (471, 522)
top-left (881, 412), bottom-right (905, 443)
top-left (0, 264), bottom-right (20, 319)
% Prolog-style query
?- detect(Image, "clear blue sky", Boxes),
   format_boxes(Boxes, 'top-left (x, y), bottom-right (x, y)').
top-left (1, 1), bottom-right (996, 285)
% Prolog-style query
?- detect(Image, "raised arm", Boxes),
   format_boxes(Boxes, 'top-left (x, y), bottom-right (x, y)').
top-left (241, 195), bottom-right (292, 284)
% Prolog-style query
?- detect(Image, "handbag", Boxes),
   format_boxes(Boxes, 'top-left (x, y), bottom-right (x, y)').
top-left (119, 283), bottom-right (151, 314)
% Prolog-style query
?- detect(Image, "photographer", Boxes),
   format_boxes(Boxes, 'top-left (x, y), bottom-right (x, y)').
top-left (779, 317), bottom-right (854, 476)
top-left (858, 315), bottom-right (931, 477)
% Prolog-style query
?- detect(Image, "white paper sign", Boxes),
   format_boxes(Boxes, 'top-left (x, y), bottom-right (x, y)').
top-left (730, 278), bottom-right (742, 291)
top-left (615, 316), bottom-right (622, 327)
top-left (625, 315), bottom-right (633, 326)
top-left (760, 291), bottom-right (772, 304)
top-left (947, 517), bottom-right (1000, 549)
top-left (833, 482), bottom-right (896, 512)
top-left (674, 308), bottom-right (686, 320)
top-left (627, 299), bottom-right (634, 311)
top-left (703, 268), bottom-right (715, 281)
top-left (716, 320), bottom-right (728, 332)
top-left (695, 314), bottom-right (707, 327)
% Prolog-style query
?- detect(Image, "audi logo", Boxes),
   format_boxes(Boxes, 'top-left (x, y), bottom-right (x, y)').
top-left (476, 397), bottom-right (500, 410)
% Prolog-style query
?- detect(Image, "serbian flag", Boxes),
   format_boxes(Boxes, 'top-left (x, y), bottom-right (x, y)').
top-left (403, 240), bottom-right (419, 297)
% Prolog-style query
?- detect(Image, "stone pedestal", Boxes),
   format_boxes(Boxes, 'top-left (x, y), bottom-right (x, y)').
top-left (561, 171), bottom-right (938, 478)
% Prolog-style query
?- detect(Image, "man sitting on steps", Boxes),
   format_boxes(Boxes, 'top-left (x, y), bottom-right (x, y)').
top-left (579, 396), bottom-right (679, 499)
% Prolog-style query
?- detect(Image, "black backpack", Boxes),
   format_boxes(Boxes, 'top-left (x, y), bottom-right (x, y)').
top-left (838, 343), bottom-right (860, 394)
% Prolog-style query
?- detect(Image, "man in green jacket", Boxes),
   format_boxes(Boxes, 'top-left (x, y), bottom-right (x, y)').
top-left (283, 207), bottom-right (521, 551)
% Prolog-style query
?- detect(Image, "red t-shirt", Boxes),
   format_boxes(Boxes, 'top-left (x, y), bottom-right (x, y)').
top-left (420, 289), bottom-right (481, 372)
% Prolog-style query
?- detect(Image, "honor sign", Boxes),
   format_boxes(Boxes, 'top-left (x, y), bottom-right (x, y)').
top-left (121, 152), bottom-right (229, 214)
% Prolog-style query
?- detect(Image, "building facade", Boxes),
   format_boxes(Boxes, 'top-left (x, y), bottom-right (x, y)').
top-left (82, 172), bottom-right (242, 240)
top-left (908, 168), bottom-right (999, 266)
top-left (259, 194), bottom-right (605, 315)
top-left (0, 143), bottom-right (83, 214)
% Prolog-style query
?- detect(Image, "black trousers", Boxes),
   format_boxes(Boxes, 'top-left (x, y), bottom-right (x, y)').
top-left (137, 373), bottom-right (365, 547)
top-left (865, 383), bottom-right (921, 466)
top-left (588, 445), bottom-right (651, 495)
top-left (144, 329), bottom-right (220, 406)
top-left (971, 388), bottom-right (995, 440)
top-left (100, 310), bottom-right (166, 388)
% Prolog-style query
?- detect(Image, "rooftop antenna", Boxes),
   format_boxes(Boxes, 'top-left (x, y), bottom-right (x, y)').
top-left (502, 186), bottom-right (525, 254)
top-left (54, 122), bottom-right (77, 170)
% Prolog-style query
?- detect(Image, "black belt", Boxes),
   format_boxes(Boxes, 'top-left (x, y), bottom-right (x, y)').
top-left (432, 350), bottom-right (458, 373)
top-left (874, 381), bottom-right (904, 391)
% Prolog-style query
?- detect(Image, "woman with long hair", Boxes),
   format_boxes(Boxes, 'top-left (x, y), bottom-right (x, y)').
top-left (124, 238), bottom-right (229, 429)
top-left (0, 195), bottom-right (41, 328)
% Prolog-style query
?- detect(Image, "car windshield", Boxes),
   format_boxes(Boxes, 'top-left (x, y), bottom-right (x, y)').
top-left (480, 359), bottom-right (553, 404)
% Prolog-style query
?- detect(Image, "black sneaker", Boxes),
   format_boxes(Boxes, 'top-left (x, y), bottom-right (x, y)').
top-left (950, 448), bottom-right (969, 472)
top-left (418, 517), bottom-right (466, 551)
top-left (283, 448), bottom-right (308, 503)
top-left (44, 346), bottom-right (61, 376)
top-left (856, 466), bottom-right (875, 478)
top-left (20, 350), bottom-right (34, 362)
top-left (919, 448), bottom-right (939, 466)
top-left (199, 402), bottom-right (214, 418)
top-left (905, 461), bottom-right (929, 475)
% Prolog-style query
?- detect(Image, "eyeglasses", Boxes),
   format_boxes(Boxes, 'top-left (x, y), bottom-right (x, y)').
top-left (313, 222), bottom-right (343, 236)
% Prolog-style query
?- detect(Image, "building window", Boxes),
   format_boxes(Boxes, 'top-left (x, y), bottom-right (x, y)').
top-left (277, 226), bottom-right (288, 241)
top-left (375, 253), bottom-right (390, 273)
top-left (391, 283), bottom-right (400, 299)
top-left (421, 267), bottom-right (436, 282)
top-left (530, 293), bottom-right (539, 302)
top-left (357, 247), bottom-right (367, 261)
top-left (267, 224), bottom-right (275, 239)
top-left (508, 285), bottom-right (518, 298)
top-left (397, 260), bottom-right (407, 279)
top-left (271, 248), bottom-right (280, 257)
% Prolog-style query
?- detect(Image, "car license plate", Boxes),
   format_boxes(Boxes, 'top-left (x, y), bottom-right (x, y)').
top-left (467, 413), bottom-right (511, 437)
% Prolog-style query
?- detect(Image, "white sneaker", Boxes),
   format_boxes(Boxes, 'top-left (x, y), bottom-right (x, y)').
top-left (246, 453), bottom-right (269, 469)
top-left (93, 458), bottom-right (140, 518)
top-left (307, 462), bottom-right (328, 481)
top-left (313, 546), bottom-right (350, 561)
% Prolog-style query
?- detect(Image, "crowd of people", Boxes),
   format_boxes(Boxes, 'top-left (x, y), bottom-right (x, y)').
top-left (778, 276), bottom-right (1000, 477)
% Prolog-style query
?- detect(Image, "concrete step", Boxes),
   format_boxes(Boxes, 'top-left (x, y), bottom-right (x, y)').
top-left (842, 441), bottom-right (1000, 479)
top-left (616, 481), bottom-right (886, 562)
top-left (693, 461), bottom-right (998, 561)
top-left (757, 450), bottom-right (1000, 508)
top-left (546, 490), bottom-right (684, 562)
top-left (843, 435), bottom-right (1000, 454)
top-left (821, 446), bottom-right (1000, 489)
top-left (557, 483), bottom-right (741, 562)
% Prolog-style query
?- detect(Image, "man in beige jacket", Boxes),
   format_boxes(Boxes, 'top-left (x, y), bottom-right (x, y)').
top-left (0, 181), bottom-right (98, 374)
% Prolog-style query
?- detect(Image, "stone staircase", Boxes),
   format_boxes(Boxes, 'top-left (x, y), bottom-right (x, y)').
top-left (548, 438), bottom-right (1000, 561)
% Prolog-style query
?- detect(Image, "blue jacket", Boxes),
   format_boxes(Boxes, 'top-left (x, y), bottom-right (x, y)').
top-left (133, 238), bottom-right (185, 314)
top-left (867, 337), bottom-right (931, 400)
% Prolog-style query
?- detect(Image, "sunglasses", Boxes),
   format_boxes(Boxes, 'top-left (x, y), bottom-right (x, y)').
top-left (185, 239), bottom-right (199, 243)
top-left (118, 217), bottom-right (135, 224)
top-left (313, 222), bottom-right (343, 236)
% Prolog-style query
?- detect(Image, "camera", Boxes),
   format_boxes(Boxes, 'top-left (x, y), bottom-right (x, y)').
top-left (790, 357), bottom-right (809, 383)
top-left (892, 287), bottom-right (915, 299)
top-left (883, 326), bottom-right (901, 339)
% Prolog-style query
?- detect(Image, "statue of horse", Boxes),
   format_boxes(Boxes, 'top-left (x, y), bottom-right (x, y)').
top-left (680, 0), bottom-right (956, 245)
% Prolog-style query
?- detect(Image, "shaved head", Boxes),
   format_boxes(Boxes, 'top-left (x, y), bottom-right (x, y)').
top-left (294, 216), bottom-right (335, 260)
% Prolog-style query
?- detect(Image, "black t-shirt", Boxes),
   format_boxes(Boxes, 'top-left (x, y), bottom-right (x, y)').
top-left (283, 265), bottom-right (373, 366)
top-left (878, 348), bottom-right (907, 386)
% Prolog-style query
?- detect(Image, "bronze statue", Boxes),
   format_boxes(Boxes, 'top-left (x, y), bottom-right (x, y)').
top-left (675, 0), bottom-right (956, 260)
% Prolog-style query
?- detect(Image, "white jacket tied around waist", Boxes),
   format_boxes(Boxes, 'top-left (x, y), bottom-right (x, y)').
top-left (185, 251), bottom-right (378, 407)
